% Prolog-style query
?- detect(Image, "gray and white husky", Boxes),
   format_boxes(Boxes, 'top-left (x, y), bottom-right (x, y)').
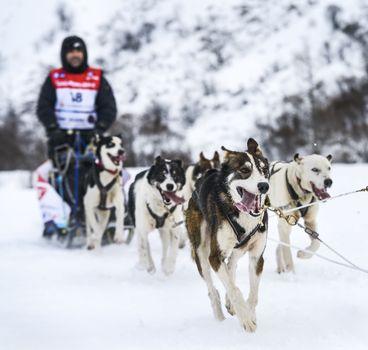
top-left (268, 153), bottom-right (333, 273)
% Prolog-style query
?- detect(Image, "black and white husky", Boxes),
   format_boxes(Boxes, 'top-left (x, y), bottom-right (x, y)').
top-left (84, 135), bottom-right (125, 250)
top-left (128, 156), bottom-right (186, 275)
top-left (268, 153), bottom-right (333, 273)
top-left (186, 139), bottom-right (269, 332)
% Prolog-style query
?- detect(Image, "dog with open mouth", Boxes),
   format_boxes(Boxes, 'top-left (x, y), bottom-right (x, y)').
top-left (185, 138), bottom-right (269, 332)
top-left (128, 156), bottom-right (186, 275)
top-left (84, 135), bottom-right (126, 250)
top-left (268, 153), bottom-right (333, 273)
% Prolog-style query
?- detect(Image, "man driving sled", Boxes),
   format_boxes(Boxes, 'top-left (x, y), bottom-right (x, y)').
top-left (36, 35), bottom-right (117, 240)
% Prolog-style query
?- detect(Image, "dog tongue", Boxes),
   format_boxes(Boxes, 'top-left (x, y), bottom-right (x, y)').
top-left (235, 190), bottom-right (256, 213)
top-left (110, 153), bottom-right (126, 163)
top-left (311, 183), bottom-right (330, 200)
top-left (164, 191), bottom-right (185, 205)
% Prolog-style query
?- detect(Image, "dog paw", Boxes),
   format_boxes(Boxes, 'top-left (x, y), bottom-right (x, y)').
top-left (225, 295), bottom-right (235, 316)
top-left (277, 265), bottom-right (286, 273)
top-left (114, 236), bottom-right (125, 244)
top-left (242, 318), bottom-right (257, 332)
top-left (240, 305), bottom-right (257, 332)
top-left (297, 250), bottom-right (313, 259)
top-left (277, 263), bottom-right (294, 273)
top-left (226, 304), bottom-right (235, 316)
top-left (147, 265), bottom-right (156, 274)
top-left (162, 262), bottom-right (175, 275)
top-left (215, 311), bottom-right (226, 321)
top-left (277, 267), bottom-right (289, 274)
top-left (208, 289), bottom-right (225, 321)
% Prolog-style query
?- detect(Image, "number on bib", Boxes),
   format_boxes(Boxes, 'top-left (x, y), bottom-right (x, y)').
top-left (70, 92), bottom-right (83, 102)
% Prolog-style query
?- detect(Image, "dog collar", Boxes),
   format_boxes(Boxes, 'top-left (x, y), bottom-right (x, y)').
top-left (285, 171), bottom-right (314, 217)
top-left (296, 177), bottom-right (311, 195)
top-left (95, 159), bottom-right (119, 176)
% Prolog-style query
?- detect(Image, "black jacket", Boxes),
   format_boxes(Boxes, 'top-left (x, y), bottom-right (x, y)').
top-left (36, 72), bottom-right (117, 135)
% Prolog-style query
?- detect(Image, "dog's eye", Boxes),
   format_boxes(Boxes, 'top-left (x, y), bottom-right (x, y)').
top-left (312, 168), bottom-right (319, 173)
top-left (240, 166), bottom-right (251, 173)
top-left (241, 161), bottom-right (253, 172)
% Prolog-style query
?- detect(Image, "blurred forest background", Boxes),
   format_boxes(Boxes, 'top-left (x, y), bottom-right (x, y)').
top-left (1, 0), bottom-right (368, 169)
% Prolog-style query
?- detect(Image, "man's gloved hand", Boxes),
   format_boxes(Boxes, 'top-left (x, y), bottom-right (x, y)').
top-left (95, 121), bottom-right (107, 136)
top-left (81, 128), bottom-right (104, 147)
top-left (79, 122), bottom-right (107, 146)
top-left (47, 127), bottom-right (66, 146)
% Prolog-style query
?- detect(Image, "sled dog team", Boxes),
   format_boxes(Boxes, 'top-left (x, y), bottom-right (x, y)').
top-left (83, 135), bottom-right (333, 332)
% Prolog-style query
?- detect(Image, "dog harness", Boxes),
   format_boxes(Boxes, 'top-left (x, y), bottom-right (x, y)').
top-left (225, 210), bottom-right (268, 249)
top-left (192, 177), bottom-right (267, 249)
top-left (92, 163), bottom-right (119, 210)
top-left (269, 162), bottom-right (283, 178)
top-left (146, 203), bottom-right (177, 229)
top-left (285, 170), bottom-right (315, 217)
top-left (50, 67), bottom-right (102, 130)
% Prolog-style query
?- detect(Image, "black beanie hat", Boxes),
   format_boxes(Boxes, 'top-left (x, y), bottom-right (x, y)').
top-left (61, 35), bottom-right (88, 73)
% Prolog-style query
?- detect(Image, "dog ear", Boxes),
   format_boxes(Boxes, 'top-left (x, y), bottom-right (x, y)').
top-left (199, 152), bottom-right (206, 161)
top-left (154, 155), bottom-right (165, 165)
top-left (112, 133), bottom-right (123, 140)
top-left (221, 146), bottom-right (232, 159)
top-left (213, 151), bottom-right (220, 162)
top-left (294, 153), bottom-right (303, 164)
top-left (247, 138), bottom-right (258, 153)
top-left (147, 165), bottom-right (156, 185)
top-left (221, 146), bottom-right (242, 163)
top-left (172, 159), bottom-right (183, 168)
top-left (247, 138), bottom-right (263, 156)
top-left (221, 145), bottom-right (239, 154)
top-left (326, 154), bottom-right (333, 162)
top-left (93, 133), bottom-right (101, 146)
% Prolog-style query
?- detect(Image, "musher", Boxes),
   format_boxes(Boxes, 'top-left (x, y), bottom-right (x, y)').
top-left (36, 35), bottom-right (117, 238)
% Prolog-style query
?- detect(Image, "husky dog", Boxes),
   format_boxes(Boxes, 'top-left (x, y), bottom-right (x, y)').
top-left (84, 135), bottom-right (125, 250)
top-left (268, 153), bottom-right (333, 273)
top-left (182, 151), bottom-right (221, 206)
top-left (186, 139), bottom-right (269, 332)
top-left (128, 156), bottom-right (186, 275)
top-left (180, 151), bottom-right (221, 247)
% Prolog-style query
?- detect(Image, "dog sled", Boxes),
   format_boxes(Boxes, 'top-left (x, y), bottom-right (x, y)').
top-left (36, 132), bottom-right (134, 248)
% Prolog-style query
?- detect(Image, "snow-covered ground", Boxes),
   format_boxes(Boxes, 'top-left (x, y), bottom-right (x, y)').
top-left (1, 164), bottom-right (368, 350)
